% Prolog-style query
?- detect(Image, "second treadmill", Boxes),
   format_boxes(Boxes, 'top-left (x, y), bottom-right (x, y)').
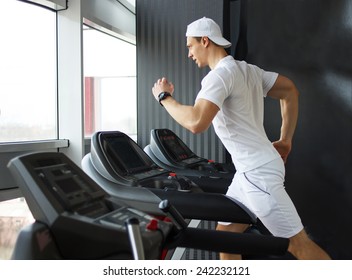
top-left (145, 128), bottom-right (235, 193)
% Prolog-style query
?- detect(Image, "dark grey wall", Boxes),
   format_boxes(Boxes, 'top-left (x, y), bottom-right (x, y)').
top-left (242, 0), bottom-right (352, 259)
top-left (136, 0), bottom-right (231, 162)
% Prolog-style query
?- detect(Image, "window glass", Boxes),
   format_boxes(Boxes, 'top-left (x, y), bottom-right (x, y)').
top-left (0, 198), bottom-right (34, 260)
top-left (0, 0), bottom-right (57, 142)
top-left (83, 27), bottom-right (137, 139)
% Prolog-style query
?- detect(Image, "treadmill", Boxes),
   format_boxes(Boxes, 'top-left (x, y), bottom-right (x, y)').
top-left (144, 128), bottom-right (235, 194)
top-left (8, 152), bottom-right (170, 260)
top-left (8, 152), bottom-right (289, 259)
top-left (82, 130), bottom-right (254, 224)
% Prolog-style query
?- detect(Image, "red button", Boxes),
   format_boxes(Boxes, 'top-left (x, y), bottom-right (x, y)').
top-left (146, 219), bottom-right (158, 231)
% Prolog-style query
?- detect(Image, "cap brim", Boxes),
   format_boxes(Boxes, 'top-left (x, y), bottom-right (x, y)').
top-left (209, 36), bottom-right (232, 48)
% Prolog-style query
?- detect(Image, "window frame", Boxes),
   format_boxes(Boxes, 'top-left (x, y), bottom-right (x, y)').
top-left (0, 0), bottom-right (136, 191)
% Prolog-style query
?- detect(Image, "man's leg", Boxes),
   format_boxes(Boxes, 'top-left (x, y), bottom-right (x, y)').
top-left (217, 223), bottom-right (331, 260)
top-left (216, 223), bottom-right (250, 260)
top-left (288, 229), bottom-right (331, 260)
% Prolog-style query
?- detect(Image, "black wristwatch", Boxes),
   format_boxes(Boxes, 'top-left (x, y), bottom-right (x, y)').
top-left (158, 92), bottom-right (172, 106)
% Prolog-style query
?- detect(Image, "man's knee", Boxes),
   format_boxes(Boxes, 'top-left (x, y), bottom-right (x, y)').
top-left (216, 222), bottom-right (250, 233)
top-left (288, 229), bottom-right (331, 260)
top-left (289, 229), bottom-right (310, 245)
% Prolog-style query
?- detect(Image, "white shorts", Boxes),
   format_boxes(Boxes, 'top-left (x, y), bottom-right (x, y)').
top-left (220, 158), bottom-right (304, 238)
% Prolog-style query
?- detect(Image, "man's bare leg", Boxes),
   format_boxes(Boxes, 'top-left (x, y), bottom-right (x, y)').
top-left (217, 224), bottom-right (331, 260)
top-left (216, 223), bottom-right (250, 260)
top-left (288, 229), bottom-right (331, 260)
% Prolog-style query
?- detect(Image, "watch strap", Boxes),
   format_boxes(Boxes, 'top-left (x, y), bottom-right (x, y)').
top-left (158, 92), bottom-right (172, 106)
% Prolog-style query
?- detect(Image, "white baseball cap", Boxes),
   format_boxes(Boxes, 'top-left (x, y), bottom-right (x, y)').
top-left (186, 17), bottom-right (232, 48)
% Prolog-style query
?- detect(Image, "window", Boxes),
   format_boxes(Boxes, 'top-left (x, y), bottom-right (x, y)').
top-left (0, 0), bottom-right (57, 142)
top-left (0, 198), bottom-right (34, 260)
top-left (0, 0), bottom-right (55, 260)
top-left (83, 26), bottom-right (137, 139)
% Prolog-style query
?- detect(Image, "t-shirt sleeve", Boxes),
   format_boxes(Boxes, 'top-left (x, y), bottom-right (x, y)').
top-left (195, 71), bottom-right (228, 109)
top-left (262, 71), bottom-right (279, 97)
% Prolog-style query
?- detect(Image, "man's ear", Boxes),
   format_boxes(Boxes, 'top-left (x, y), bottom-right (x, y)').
top-left (202, 36), bottom-right (210, 47)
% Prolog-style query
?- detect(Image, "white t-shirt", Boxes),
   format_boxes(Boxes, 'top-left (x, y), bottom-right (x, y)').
top-left (196, 56), bottom-right (280, 173)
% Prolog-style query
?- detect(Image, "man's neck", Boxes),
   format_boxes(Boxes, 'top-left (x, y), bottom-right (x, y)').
top-left (208, 48), bottom-right (228, 70)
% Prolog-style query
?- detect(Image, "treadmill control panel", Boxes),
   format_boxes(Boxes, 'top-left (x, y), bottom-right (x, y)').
top-left (8, 152), bottom-right (172, 259)
top-left (37, 163), bottom-right (113, 218)
top-left (8, 152), bottom-right (170, 225)
top-left (151, 129), bottom-right (212, 167)
top-left (97, 207), bottom-right (160, 231)
top-left (90, 131), bottom-right (195, 192)
top-left (147, 129), bottom-right (236, 186)
top-left (154, 130), bottom-right (204, 165)
top-left (98, 132), bottom-right (168, 180)
top-left (15, 155), bottom-right (111, 220)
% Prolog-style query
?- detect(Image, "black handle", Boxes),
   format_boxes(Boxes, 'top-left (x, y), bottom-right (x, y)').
top-left (168, 227), bottom-right (289, 256)
top-left (159, 199), bottom-right (188, 231)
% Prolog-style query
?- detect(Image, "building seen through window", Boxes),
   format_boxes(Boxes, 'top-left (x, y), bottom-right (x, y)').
top-left (83, 27), bottom-right (137, 140)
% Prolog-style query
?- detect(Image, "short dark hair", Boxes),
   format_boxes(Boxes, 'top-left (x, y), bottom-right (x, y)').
top-left (194, 36), bottom-right (221, 47)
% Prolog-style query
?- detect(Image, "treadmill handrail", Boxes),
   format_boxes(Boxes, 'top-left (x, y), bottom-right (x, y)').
top-left (151, 189), bottom-right (256, 224)
top-left (167, 227), bottom-right (289, 256)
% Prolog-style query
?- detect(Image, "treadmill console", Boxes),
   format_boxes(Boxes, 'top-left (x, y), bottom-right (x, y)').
top-left (143, 128), bottom-right (236, 194)
top-left (91, 131), bottom-right (168, 183)
top-left (8, 152), bottom-right (171, 259)
top-left (90, 131), bottom-right (195, 192)
top-left (153, 129), bottom-right (204, 165)
top-left (100, 132), bottom-right (161, 177)
top-left (149, 128), bottom-right (234, 173)
top-left (8, 153), bottom-right (111, 223)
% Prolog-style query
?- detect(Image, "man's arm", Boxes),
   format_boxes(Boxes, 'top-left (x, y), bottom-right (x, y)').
top-left (152, 77), bottom-right (219, 134)
top-left (267, 74), bottom-right (300, 163)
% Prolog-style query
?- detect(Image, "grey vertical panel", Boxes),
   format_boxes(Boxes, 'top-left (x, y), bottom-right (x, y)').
top-left (136, 0), bottom-right (230, 162)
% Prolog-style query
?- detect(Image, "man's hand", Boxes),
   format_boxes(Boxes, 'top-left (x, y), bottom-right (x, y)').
top-left (152, 77), bottom-right (174, 101)
top-left (272, 139), bottom-right (292, 163)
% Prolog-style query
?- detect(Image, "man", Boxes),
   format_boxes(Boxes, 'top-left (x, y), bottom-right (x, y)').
top-left (152, 17), bottom-right (330, 260)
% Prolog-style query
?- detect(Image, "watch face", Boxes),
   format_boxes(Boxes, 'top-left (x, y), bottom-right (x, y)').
top-left (159, 92), bottom-right (169, 100)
